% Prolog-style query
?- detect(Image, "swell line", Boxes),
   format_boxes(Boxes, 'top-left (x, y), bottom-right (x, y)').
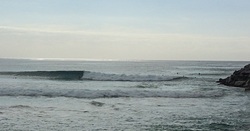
top-left (0, 70), bottom-right (189, 82)
top-left (0, 88), bottom-right (225, 99)
top-left (0, 71), bottom-right (84, 80)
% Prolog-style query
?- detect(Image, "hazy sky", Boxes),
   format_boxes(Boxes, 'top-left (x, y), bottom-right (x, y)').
top-left (0, 0), bottom-right (250, 61)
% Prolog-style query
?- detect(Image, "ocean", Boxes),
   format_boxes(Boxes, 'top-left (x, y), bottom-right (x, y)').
top-left (0, 59), bottom-right (250, 131)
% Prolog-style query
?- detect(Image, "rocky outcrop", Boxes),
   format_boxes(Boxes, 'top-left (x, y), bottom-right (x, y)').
top-left (218, 64), bottom-right (250, 89)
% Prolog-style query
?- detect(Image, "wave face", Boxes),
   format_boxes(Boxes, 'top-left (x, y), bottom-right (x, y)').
top-left (0, 71), bottom-right (187, 82)
top-left (0, 88), bottom-right (225, 99)
top-left (82, 71), bottom-right (187, 82)
top-left (0, 71), bottom-right (84, 80)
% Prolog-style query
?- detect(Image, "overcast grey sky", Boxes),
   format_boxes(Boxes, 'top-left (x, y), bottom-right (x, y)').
top-left (0, 0), bottom-right (250, 61)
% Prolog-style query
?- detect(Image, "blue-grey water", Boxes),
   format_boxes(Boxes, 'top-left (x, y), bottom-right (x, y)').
top-left (0, 59), bottom-right (250, 130)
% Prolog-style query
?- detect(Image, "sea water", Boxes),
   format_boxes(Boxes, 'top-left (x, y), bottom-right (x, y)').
top-left (0, 59), bottom-right (250, 130)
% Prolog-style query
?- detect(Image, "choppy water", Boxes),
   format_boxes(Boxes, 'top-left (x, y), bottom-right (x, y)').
top-left (0, 59), bottom-right (250, 130)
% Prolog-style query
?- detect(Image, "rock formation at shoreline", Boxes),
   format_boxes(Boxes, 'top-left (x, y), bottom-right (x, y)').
top-left (218, 64), bottom-right (250, 89)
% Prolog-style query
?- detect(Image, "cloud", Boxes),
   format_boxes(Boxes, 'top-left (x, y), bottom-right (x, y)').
top-left (1, 25), bottom-right (249, 43)
top-left (0, 26), bottom-right (250, 60)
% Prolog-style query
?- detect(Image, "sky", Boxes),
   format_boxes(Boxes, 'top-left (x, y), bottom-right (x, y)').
top-left (0, 0), bottom-right (250, 61)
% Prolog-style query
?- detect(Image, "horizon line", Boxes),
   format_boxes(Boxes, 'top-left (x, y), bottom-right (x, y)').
top-left (0, 57), bottom-right (249, 62)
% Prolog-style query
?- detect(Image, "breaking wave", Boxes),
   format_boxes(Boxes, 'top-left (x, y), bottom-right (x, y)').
top-left (0, 71), bottom-right (188, 82)
top-left (82, 71), bottom-right (188, 82)
top-left (0, 88), bottom-right (225, 99)
top-left (0, 71), bottom-right (83, 80)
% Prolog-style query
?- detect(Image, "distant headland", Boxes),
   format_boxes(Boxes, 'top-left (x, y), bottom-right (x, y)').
top-left (218, 64), bottom-right (250, 90)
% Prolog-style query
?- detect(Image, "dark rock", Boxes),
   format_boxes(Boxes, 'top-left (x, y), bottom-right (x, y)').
top-left (218, 64), bottom-right (250, 89)
top-left (90, 101), bottom-right (105, 107)
top-left (245, 80), bottom-right (250, 87)
top-left (234, 81), bottom-right (246, 87)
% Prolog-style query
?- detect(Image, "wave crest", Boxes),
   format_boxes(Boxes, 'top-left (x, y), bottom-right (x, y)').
top-left (0, 71), bottom-right (188, 82)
